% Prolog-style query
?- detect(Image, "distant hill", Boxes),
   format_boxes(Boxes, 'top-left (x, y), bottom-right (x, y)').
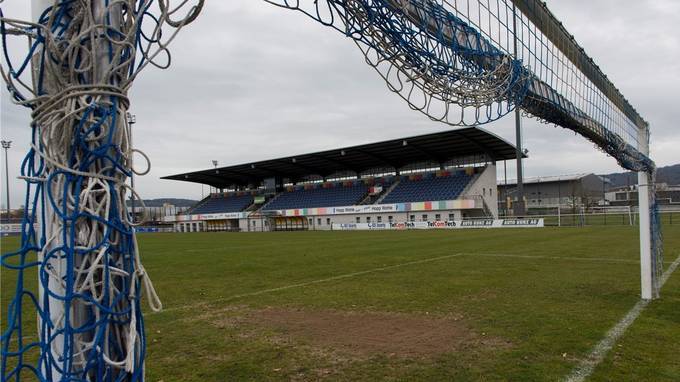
top-left (602, 163), bottom-right (680, 188)
top-left (126, 198), bottom-right (198, 208)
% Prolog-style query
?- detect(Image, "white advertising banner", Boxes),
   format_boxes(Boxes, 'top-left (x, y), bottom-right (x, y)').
top-left (332, 204), bottom-right (401, 214)
top-left (194, 212), bottom-right (246, 221)
top-left (333, 219), bottom-right (544, 231)
top-left (1, 223), bottom-right (30, 235)
top-left (0, 223), bottom-right (21, 235)
top-left (275, 199), bottom-right (479, 217)
top-left (164, 212), bottom-right (247, 223)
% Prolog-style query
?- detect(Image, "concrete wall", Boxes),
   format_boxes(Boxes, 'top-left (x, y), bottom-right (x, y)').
top-left (296, 210), bottom-right (469, 231)
top-left (241, 216), bottom-right (269, 232)
top-left (462, 164), bottom-right (498, 218)
top-left (498, 175), bottom-right (605, 210)
top-left (174, 209), bottom-right (489, 232)
top-left (524, 181), bottom-right (579, 207)
top-left (239, 218), bottom-right (250, 232)
top-left (580, 174), bottom-right (607, 198)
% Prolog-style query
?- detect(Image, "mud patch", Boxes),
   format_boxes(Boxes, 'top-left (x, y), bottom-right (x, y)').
top-left (247, 307), bottom-right (508, 358)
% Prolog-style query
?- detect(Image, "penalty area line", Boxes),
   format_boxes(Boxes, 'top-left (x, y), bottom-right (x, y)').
top-left (461, 253), bottom-right (647, 265)
top-left (159, 252), bottom-right (467, 314)
top-left (564, 252), bottom-right (680, 382)
top-left (157, 252), bottom-right (666, 315)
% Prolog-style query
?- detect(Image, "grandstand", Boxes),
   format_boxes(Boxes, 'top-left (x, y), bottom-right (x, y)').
top-left (381, 171), bottom-right (473, 204)
top-left (265, 182), bottom-right (369, 210)
top-left (163, 127), bottom-right (522, 232)
top-left (189, 193), bottom-right (255, 215)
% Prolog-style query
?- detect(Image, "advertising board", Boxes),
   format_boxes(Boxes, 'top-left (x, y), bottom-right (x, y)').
top-left (333, 219), bottom-right (544, 231)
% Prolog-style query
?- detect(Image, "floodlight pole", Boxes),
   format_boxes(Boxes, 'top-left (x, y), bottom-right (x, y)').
top-left (512, 4), bottom-right (525, 217)
top-left (212, 160), bottom-right (218, 194)
top-left (637, 127), bottom-right (653, 300)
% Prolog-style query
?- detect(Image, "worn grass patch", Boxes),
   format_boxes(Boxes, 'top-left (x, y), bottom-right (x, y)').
top-left (246, 307), bottom-right (507, 359)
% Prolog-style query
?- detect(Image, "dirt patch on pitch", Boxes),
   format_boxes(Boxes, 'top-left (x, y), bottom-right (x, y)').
top-left (246, 307), bottom-right (508, 358)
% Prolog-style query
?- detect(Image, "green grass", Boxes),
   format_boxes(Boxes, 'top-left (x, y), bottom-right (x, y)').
top-left (2, 226), bottom-right (680, 381)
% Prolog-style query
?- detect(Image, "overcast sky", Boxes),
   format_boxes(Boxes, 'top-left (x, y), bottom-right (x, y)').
top-left (1, 0), bottom-right (679, 207)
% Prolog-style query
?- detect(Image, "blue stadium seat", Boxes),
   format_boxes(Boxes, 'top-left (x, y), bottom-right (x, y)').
top-left (190, 194), bottom-right (254, 214)
top-left (381, 172), bottom-right (473, 204)
top-left (264, 183), bottom-right (369, 210)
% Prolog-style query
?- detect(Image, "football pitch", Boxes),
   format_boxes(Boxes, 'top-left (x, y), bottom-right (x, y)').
top-left (2, 226), bottom-right (680, 381)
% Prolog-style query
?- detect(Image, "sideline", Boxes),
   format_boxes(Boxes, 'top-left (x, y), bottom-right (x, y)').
top-left (564, 252), bottom-right (680, 382)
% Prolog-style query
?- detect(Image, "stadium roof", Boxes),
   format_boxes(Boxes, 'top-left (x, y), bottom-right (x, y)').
top-left (163, 127), bottom-right (524, 188)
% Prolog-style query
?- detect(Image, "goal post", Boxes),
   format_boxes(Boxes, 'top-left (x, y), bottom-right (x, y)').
top-left (31, 1), bottom-right (65, 378)
top-left (638, 171), bottom-right (653, 300)
top-left (637, 127), bottom-right (654, 300)
top-left (30, 0), bottom-right (137, 378)
top-left (1, 0), bottom-right (186, 379)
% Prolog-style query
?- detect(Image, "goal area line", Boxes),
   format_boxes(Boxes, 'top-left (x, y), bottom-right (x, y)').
top-left (564, 251), bottom-right (680, 382)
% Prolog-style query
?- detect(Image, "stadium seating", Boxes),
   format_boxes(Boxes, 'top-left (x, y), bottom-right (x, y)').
top-left (381, 171), bottom-right (472, 204)
top-left (190, 194), bottom-right (254, 214)
top-left (187, 171), bottom-right (475, 214)
top-left (264, 182), bottom-right (369, 210)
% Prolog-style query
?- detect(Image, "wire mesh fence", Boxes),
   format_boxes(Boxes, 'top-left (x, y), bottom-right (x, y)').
top-left (499, 210), bottom-right (679, 227)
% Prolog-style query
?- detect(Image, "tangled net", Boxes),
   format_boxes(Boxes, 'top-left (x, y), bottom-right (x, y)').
top-left (0, 0), bottom-right (202, 380)
top-left (268, 0), bottom-right (530, 126)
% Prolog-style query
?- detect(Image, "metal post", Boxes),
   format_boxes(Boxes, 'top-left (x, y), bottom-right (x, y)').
top-left (602, 176), bottom-right (607, 225)
top-left (1, 140), bottom-right (11, 217)
top-left (512, 4), bottom-right (525, 217)
top-left (503, 160), bottom-right (508, 216)
top-left (557, 180), bottom-right (561, 213)
top-left (31, 1), bottom-right (135, 377)
top-left (31, 1), bottom-right (60, 378)
top-left (127, 112), bottom-right (136, 221)
top-left (637, 126), bottom-right (653, 300)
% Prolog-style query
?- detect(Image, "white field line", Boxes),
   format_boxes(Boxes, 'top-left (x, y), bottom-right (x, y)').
top-left (461, 253), bottom-right (645, 264)
top-left (158, 252), bottom-right (658, 315)
top-left (564, 252), bottom-right (680, 382)
top-left (159, 252), bottom-right (467, 313)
